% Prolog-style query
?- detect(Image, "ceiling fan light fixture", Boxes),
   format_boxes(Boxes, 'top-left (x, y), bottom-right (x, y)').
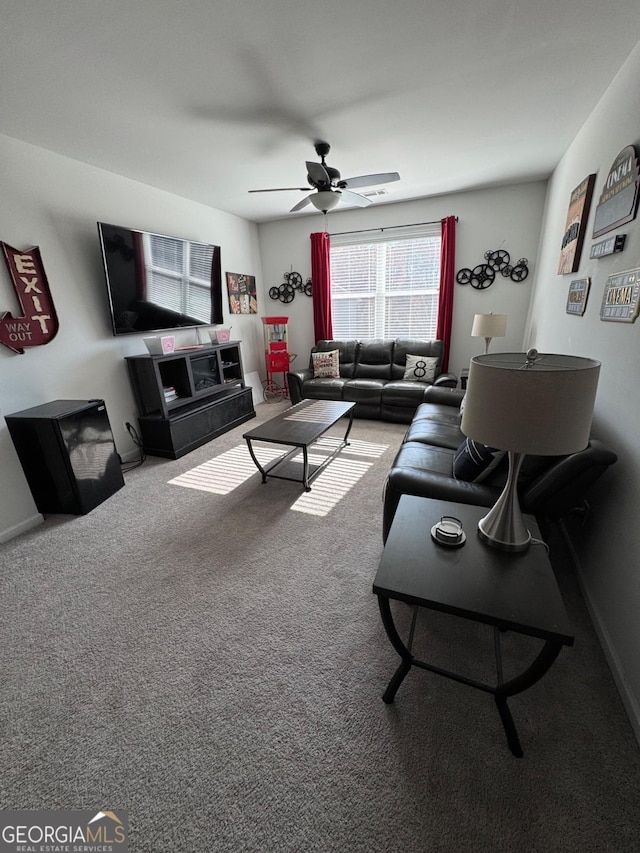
top-left (310, 191), bottom-right (340, 212)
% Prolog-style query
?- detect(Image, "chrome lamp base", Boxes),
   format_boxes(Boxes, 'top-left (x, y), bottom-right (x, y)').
top-left (477, 452), bottom-right (531, 552)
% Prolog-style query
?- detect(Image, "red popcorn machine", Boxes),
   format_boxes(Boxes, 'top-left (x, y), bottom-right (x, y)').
top-left (262, 316), bottom-right (296, 402)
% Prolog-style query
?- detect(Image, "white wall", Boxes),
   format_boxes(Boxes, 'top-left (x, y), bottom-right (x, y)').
top-left (0, 133), bottom-right (264, 542)
top-left (257, 182), bottom-right (547, 377)
top-left (524, 42), bottom-right (640, 738)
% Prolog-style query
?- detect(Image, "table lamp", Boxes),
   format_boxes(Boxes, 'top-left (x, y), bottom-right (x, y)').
top-left (460, 349), bottom-right (601, 552)
top-left (471, 313), bottom-right (507, 353)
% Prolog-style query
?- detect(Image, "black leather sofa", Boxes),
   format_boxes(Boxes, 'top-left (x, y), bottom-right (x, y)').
top-left (287, 338), bottom-right (457, 424)
top-left (383, 385), bottom-right (618, 541)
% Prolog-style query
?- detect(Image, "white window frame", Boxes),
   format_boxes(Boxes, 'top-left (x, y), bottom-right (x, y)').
top-left (329, 223), bottom-right (442, 340)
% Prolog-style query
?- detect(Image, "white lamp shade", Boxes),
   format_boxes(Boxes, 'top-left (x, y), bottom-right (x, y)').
top-left (461, 352), bottom-right (600, 456)
top-left (471, 313), bottom-right (507, 338)
top-left (310, 191), bottom-right (340, 212)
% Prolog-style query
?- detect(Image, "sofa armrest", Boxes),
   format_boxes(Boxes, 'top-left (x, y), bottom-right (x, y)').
top-left (286, 369), bottom-right (312, 405)
top-left (520, 438), bottom-right (618, 519)
top-left (422, 386), bottom-right (466, 408)
top-left (434, 372), bottom-right (458, 388)
top-left (383, 468), bottom-right (500, 542)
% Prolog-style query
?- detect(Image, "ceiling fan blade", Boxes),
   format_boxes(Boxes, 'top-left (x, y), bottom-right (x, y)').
top-left (339, 189), bottom-right (373, 207)
top-left (340, 172), bottom-right (400, 190)
top-left (248, 187), bottom-right (309, 193)
top-left (290, 195), bottom-right (312, 212)
top-left (305, 161), bottom-right (331, 188)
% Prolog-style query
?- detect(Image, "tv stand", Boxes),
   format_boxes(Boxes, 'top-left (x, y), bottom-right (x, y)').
top-left (125, 340), bottom-right (255, 459)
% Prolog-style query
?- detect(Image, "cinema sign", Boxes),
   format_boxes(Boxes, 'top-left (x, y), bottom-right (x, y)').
top-left (600, 267), bottom-right (640, 323)
top-left (592, 145), bottom-right (640, 238)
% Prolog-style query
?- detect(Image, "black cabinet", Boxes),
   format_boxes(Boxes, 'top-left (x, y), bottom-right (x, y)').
top-left (6, 399), bottom-right (125, 514)
top-left (125, 341), bottom-right (255, 459)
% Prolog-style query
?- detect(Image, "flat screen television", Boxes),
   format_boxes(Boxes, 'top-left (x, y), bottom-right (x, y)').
top-left (97, 222), bottom-right (223, 336)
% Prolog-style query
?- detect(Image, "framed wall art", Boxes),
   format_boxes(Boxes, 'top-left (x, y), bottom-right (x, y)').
top-left (600, 267), bottom-right (640, 323)
top-left (558, 174), bottom-right (596, 275)
top-left (590, 234), bottom-right (626, 259)
top-left (226, 272), bottom-right (257, 315)
top-left (592, 145), bottom-right (640, 238)
top-left (566, 278), bottom-right (590, 316)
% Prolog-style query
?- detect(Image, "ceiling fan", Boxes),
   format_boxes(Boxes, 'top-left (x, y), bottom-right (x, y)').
top-left (248, 141), bottom-right (400, 213)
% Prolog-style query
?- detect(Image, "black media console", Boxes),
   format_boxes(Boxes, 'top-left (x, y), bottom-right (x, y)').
top-left (125, 341), bottom-right (255, 459)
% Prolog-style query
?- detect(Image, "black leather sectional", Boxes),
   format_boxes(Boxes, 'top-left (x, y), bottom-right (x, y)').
top-left (382, 386), bottom-right (619, 541)
top-left (287, 338), bottom-right (457, 424)
top-left (287, 339), bottom-right (617, 539)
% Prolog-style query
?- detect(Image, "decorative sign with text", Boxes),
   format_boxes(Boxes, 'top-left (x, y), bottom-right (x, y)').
top-left (592, 145), bottom-right (640, 238)
top-left (558, 174), bottom-right (596, 274)
top-left (590, 233), bottom-right (626, 259)
top-left (600, 267), bottom-right (640, 323)
top-left (566, 278), bottom-right (590, 316)
top-left (0, 242), bottom-right (59, 353)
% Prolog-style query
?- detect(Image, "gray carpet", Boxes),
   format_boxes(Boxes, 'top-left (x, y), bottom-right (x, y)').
top-left (1, 401), bottom-right (639, 852)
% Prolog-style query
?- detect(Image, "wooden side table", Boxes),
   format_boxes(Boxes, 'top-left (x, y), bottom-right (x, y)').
top-left (373, 496), bottom-right (574, 757)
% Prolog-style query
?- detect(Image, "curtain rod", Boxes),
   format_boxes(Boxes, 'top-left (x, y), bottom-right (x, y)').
top-left (329, 216), bottom-right (458, 237)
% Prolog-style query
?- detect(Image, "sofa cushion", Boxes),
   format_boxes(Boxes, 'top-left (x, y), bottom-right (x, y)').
top-left (343, 378), bottom-right (387, 404)
top-left (392, 440), bottom-right (455, 477)
top-left (381, 380), bottom-right (430, 407)
top-left (312, 349), bottom-right (339, 378)
top-left (402, 354), bottom-right (439, 383)
top-left (453, 439), bottom-right (506, 483)
top-left (392, 339), bottom-right (443, 380)
top-left (302, 377), bottom-right (347, 399)
top-left (354, 340), bottom-right (393, 380)
top-left (412, 402), bottom-right (464, 428)
top-left (311, 340), bottom-right (358, 378)
top-left (404, 419), bottom-right (464, 450)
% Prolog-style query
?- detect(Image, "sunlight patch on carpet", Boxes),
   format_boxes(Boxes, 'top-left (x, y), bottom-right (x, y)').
top-left (283, 401), bottom-right (348, 423)
top-left (290, 456), bottom-right (372, 516)
top-left (167, 444), bottom-right (283, 494)
top-left (167, 438), bottom-right (388, 511)
top-left (311, 436), bottom-right (388, 458)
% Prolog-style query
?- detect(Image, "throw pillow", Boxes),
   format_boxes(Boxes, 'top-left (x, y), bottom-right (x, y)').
top-left (453, 438), bottom-right (506, 483)
top-left (403, 354), bottom-right (438, 383)
top-left (312, 349), bottom-right (340, 378)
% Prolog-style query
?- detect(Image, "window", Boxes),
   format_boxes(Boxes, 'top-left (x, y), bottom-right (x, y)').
top-left (143, 233), bottom-right (213, 322)
top-left (330, 224), bottom-right (442, 339)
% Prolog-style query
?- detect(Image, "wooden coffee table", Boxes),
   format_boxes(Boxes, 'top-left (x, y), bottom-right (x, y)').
top-left (243, 399), bottom-right (355, 491)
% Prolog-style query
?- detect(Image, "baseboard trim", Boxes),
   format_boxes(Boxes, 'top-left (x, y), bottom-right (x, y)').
top-left (559, 519), bottom-right (640, 748)
top-left (0, 511), bottom-right (44, 544)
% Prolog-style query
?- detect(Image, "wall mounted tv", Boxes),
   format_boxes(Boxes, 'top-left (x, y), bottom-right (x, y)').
top-left (97, 222), bottom-right (223, 336)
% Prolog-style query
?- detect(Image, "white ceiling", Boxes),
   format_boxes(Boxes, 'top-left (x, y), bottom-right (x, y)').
top-left (2, 1), bottom-right (640, 223)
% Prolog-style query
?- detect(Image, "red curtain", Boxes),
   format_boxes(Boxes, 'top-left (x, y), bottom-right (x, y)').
top-left (311, 231), bottom-right (332, 342)
top-left (436, 215), bottom-right (456, 372)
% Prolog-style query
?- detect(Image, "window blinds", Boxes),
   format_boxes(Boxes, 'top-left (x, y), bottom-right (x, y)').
top-left (330, 224), bottom-right (442, 339)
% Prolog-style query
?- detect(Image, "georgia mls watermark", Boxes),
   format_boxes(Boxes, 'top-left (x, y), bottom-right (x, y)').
top-left (0, 810), bottom-right (128, 853)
